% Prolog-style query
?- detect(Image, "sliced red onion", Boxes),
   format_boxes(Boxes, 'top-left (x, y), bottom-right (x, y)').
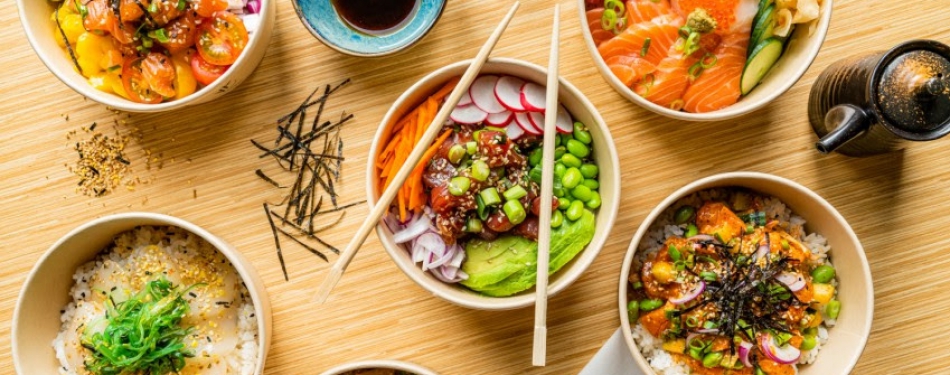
top-left (739, 341), bottom-right (753, 367)
top-left (246, 0), bottom-right (260, 13)
top-left (413, 232), bottom-right (443, 265)
top-left (670, 280), bottom-right (706, 305)
top-left (425, 242), bottom-right (454, 270)
top-left (393, 214), bottom-right (430, 243)
top-left (754, 243), bottom-right (769, 261)
top-left (694, 328), bottom-right (719, 334)
top-left (775, 272), bottom-right (806, 292)
top-left (686, 333), bottom-right (699, 344)
top-left (759, 333), bottom-right (801, 365)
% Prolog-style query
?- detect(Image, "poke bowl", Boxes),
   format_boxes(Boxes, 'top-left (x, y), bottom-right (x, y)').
top-left (13, 212), bottom-right (273, 374)
top-left (319, 359), bottom-right (439, 375)
top-left (17, 0), bottom-right (276, 112)
top-left (367, 58), bottom-right (621, 310)
top-left (618, 172), bottom-right (872, 374)
top-left (577, 0), bottom-right (833, 121)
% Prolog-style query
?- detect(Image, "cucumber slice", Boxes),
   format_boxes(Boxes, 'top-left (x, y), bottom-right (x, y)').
top-left (750, 0), bottom-right (774, 33)
top-left (749, 4), bottom-right (776, 57)
top-left (741, 38), bottom-right (784, 95)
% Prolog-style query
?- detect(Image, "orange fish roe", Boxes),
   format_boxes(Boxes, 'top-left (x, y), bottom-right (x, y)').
top-left (675, 0), bottom-right (738, 32)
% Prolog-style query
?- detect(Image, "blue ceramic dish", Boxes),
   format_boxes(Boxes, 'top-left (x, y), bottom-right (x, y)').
top-left (292, 0), bottom-right (446, 57)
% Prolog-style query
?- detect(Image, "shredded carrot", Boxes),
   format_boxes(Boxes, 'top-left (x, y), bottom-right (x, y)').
top-left (376, 79), bottom-right (460, 218)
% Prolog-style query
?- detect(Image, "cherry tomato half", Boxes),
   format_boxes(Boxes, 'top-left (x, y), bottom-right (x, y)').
top-left (190, 0), bottom-right (227, 18)
top-left (190, 52), bottom-right (228, 86)
top-left (196, 11), bottom-right (248, 66)
top-left (122, 56), bottom-right (164, 104)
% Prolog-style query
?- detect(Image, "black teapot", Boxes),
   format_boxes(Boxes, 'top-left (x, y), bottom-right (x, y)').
top-left (809, 40), bottom-right (950, 156)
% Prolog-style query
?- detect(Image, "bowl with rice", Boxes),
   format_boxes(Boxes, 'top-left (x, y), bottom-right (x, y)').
top-left (619, 172), bottom-right (872, 375)
top-left (13, 212), bottom-right (272, 375)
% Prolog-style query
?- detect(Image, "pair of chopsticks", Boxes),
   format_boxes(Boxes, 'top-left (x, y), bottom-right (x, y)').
top-left (312, 0), bottom-right (561, 367)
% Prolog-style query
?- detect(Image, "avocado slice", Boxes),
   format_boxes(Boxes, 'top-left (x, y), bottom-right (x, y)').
top-left (460, 210), bottom-right (596, 297)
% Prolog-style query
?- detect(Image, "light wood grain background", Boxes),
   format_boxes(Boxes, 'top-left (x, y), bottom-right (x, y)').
top-left (3, 0), bottom-right (950, 374)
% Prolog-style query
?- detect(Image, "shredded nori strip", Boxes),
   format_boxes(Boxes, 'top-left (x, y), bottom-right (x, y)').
top-left (55, 7), bottom-right (83, 75)
top-left (263, 203), bottom-right (288, 281)
top-left (254, 80), bottom-right (358, 280)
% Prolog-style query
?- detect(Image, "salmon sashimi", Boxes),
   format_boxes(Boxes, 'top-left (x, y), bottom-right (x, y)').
top-left (597, 21), bottom-right (681, 66)
top-left (634, 53), bottom-right (695, 109)
top-left (681, 27), bottom-right (750, 112)
top-left (606, 55), bottom-right (657, 86)
top-left (587, 8), bottom-right (617, 46)
top-left (626, 0), bottom-right (674, 25)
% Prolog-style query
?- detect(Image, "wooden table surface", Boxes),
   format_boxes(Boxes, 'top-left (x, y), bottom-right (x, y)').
top-left (3, 0), bottom-right (950, 374)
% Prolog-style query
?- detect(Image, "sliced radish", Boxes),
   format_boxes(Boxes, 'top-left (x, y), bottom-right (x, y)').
top-left (459, 90), bottom-right (473, 106)
top-left (450, 104), bottom-right (488, 124)
top-left (495, 76), bottom-right (526, 111)
top-left (520, 82), bottom-right (546, 112)
top-left (486, 111), bottom-right (513, 126)
top-left (470, 75), bottom-right (506, 114)
top-left (514, 112), bottom-right (541, 135)
top-left (527, 112), bottom-right (546, 133)
top-left (554, 104), bottom-right (574, 134)
top-left (505, 122), bottom-right (525, 140)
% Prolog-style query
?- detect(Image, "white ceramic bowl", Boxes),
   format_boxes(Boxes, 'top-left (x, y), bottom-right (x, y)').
top-left (12, 212), bottom-right (273, 374)
top-left (366, 57), bottom-right (621, 310)
top-left (320, 359), bottom-right (439, 375)
top-left (618, 172), bottom-right (873, 374)
top-left (576, 0), bottom-right (833, 121)
top-left (16, 0), bottom-right (276, 112)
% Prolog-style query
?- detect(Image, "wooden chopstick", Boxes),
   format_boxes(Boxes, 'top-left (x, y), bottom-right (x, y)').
top-left (313, 1), bottom-right (522, 304)
top-left (533, 3), bottom-right (560, 367)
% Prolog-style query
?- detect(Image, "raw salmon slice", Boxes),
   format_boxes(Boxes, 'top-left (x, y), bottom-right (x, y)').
top-left (682, 32), bottom-right (749, 113)
top-left (598, 21), bottom-right (681, 66)
top-left (606, 55), bottom-right (658, 86)
top-left (587, 8), bottom-right (617, 46)
top-left (634, 54), bottom-right (695, 109)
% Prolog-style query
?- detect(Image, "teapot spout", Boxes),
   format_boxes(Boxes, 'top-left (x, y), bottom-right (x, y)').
top-left (816, 104), bottom-right (871, 154)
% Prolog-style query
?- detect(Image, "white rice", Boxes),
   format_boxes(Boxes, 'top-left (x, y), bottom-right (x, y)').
top-left (631, 188), bottom-right (837, 374)
top-left (53, 226), bottom-right (259, 375)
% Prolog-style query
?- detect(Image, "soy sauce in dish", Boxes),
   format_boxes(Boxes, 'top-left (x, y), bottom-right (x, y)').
top-left (331, 0), bottom-right (417, 34)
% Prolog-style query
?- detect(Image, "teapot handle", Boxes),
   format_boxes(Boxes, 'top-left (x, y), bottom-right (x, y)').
top-left (816, 104), bottom-right (871, 154)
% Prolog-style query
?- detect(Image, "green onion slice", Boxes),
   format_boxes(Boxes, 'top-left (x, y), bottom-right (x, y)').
top-left (601, 9), bottom-right (618, 31)
top-left (641, 37), bottom-right (652, 57)
top-left (700, 53), bottom-right (718, 68)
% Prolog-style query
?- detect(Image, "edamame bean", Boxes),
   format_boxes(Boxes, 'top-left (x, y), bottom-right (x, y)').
top-left (826, 300), bottom-right (841, 319)
top-left (573, 129), bottom-right (593, 145)
top-left (639, 298), bottom-right (663, 311)
top-left (558, 197), bottom-right (571, 210)
top-left (561, 167), bottom-right (583, 189)
top-left (565, 139), bottom-right (590, 158)
top-left (582, 179), bottom-right (599, 190)
top-left (674, 205), bottom-right (696, 224)
top-left (702, 352), bottom-right (724, 368)
top-left (551, 210), bottom-right (564, 228)
top-left (560, 153), bottom-right (582, 168)
top-left (528, 166), bottom-right (542, 184)
top-left (580, 163), bottom-right (599, 178)
top-left (571, 184), bottom-right (593, 202)
top-left (554, 163), bottom-right (567, 179)
top-left (554, 133), bottom-right (563, 146)
top-left (801, 335), bottom-right (817, 351)
top-left (586, 191), bottom-right (602, 209)
top-left (627, 300), bottom-right (639, 322)
top-left (554, 146), bottom-right (566, 160)
top-left (529, 148), bottom-right (542, 166)
top-left (811, 265), bottom-right (836, 284)
top-left (566, 200), bottom-right (585, 221)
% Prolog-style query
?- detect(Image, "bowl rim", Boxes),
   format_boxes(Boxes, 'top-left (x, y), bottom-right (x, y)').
top-left (15, 0), bottom-right (275, 112)
top-left (574, 0), bottom-right (834, 121)
top-left (365, 57), bottom-right (621, 310)
top-left (616, 171), bottom-right (873, 374)
top-left (318, 359), bottom-right (439, 375)
top-left (290, 0), bottom-right (446, 57)
top-left (12, 212), bottom-right (272, 374)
